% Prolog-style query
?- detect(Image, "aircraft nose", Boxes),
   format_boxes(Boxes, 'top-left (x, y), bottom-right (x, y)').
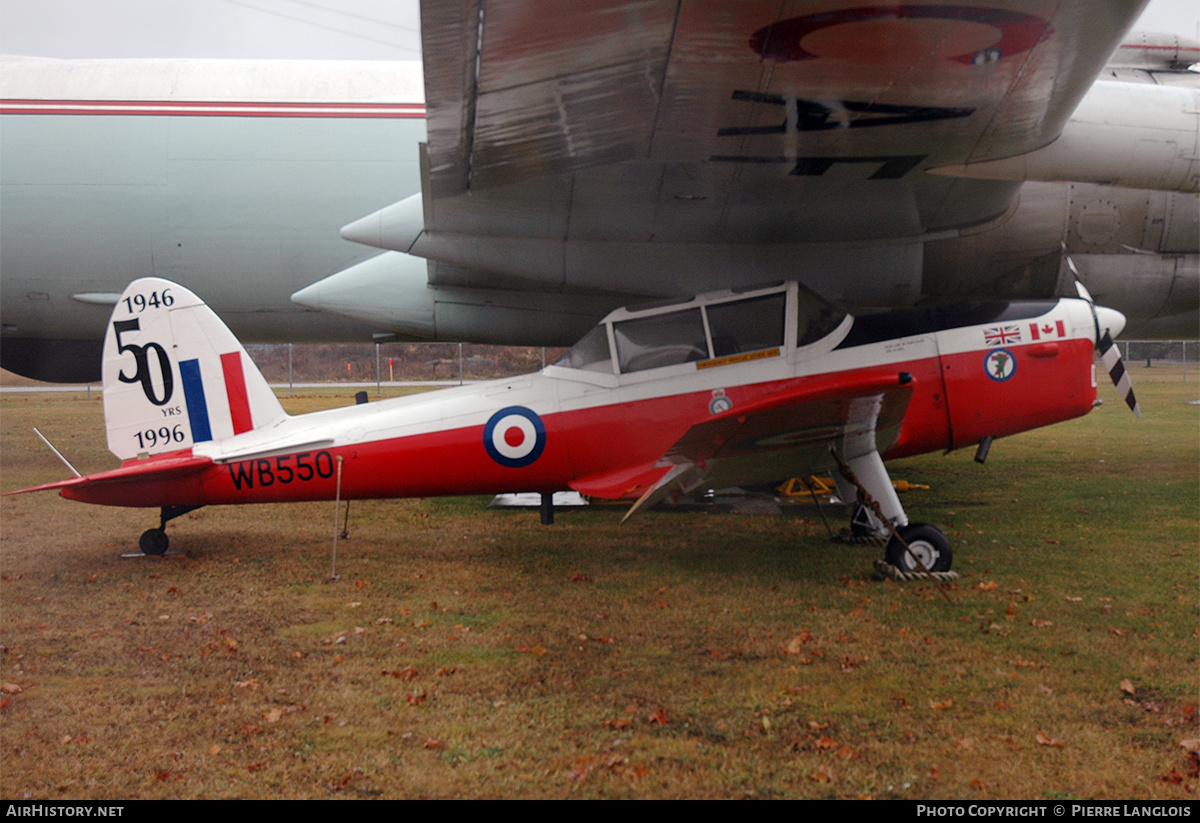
top-left (1093, 306), bottom-right (1127, 341)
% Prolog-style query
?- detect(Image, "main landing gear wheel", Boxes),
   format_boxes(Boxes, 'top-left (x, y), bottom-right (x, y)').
top-left (885, 523), bottom-right (952, 573)
top-left (139, 528), bottom-right (169, 557)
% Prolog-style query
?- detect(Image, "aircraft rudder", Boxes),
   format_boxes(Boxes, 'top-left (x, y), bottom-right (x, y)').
top-left (102, 278), bottom-right (285, 461)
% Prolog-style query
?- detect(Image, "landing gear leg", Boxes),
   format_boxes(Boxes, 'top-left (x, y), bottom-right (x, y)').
top-left (833, 449), bottom-right (907, 538)
top-left (138, 505), bottom-right (203, 556)
top-left (831, 449), bottom-right (953, 574)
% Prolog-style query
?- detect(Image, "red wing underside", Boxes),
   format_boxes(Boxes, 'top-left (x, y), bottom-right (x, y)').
top-left (582, 371), bottom-right (915, 520)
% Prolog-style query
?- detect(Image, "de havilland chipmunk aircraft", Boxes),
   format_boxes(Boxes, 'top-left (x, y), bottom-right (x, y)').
top-left (1, 1), bottom-right (1197, 383)
top-left (7, 276), bottom-right (1138, 573)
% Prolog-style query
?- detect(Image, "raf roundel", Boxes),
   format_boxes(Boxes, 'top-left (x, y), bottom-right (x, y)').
top-left (483, 406), bottom-right (547, 468)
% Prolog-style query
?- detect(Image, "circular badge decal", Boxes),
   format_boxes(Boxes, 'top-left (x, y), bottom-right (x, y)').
top-left (483, 406), bottom-right (546, 468)
top-left (984, 348), bottom-right (1016, 382)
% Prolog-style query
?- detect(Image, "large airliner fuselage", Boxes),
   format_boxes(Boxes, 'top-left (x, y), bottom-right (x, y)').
top-left (1, 51), bottom-right (1196, 383)
top-left (1, 58), bottom-right (426, 380)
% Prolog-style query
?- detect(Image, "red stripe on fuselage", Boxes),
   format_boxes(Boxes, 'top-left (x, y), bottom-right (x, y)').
top-left (0, 99), bottom-right (426, 118)
top-left (220, 353), bottom-right (253, 435)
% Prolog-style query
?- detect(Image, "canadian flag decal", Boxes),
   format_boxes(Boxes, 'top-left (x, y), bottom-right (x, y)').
top-left (1029, 320), bottom-right (1065, 341)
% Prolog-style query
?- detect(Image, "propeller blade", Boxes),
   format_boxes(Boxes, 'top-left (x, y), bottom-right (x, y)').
top-left (1073, 278), bottom-right (1094, 304)
top-left (1098, 331), bottom-right (1140, 418)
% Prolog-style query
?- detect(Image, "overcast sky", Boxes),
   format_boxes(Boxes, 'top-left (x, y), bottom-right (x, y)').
top-left (1, 0), bottom-right (1196, 60)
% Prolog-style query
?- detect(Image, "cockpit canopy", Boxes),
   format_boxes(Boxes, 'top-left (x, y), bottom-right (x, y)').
top-left (555, 282), bottom-right (846, 376)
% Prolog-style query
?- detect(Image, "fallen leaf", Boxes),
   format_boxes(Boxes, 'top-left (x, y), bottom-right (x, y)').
top-left (1119, 679), bottom-right (1136, 695)
top-left (929, 698), bottom-right (953, 711)
top-left (1, 683), bottom-right (23, 695)
top-left (785, 631), bottom-right (812, 654)
top-left (1035, 731), bottom-right (1065, 748)
top-left (810, 764), bottom-right (834, 783)
top-left (382, 666), bottom-right (418, 681)
top-left (1162, 768), bottom-right (1188, 785)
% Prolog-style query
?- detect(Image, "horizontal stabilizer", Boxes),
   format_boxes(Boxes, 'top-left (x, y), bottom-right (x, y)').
top-left (5, 453), bottom-right (213, 505)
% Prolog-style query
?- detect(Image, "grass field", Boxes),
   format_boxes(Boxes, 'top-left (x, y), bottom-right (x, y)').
top-left (1, 367), bottom-right (1196, 799)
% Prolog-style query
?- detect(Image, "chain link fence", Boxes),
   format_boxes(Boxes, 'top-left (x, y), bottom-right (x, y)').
top-left (1120, 340), bottom-right (1198, 369)
top-left (244, 342), bottom-right (569, 388)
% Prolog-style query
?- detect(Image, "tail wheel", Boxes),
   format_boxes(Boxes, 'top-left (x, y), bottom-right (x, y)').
top-left (139, 528), bottom-right (169, 556)
top-left (885, 523), bottom-right (952, 573)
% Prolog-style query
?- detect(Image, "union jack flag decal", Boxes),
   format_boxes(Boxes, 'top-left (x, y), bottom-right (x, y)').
top-left (983, 325), bottom-right (1022, 346)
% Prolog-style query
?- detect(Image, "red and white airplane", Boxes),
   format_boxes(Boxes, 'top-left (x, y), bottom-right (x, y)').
top-left (9, 276), bottom-right (1136, 572)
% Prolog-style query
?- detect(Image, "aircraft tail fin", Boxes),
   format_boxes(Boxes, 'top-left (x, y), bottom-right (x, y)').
top-left (102, 278), bottom-right (286, 461)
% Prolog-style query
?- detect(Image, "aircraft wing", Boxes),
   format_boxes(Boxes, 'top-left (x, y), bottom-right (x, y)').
top-left (415, 0), bottom-right (1147, 249)
top-left (571, 370), bottom-right (915, 520)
